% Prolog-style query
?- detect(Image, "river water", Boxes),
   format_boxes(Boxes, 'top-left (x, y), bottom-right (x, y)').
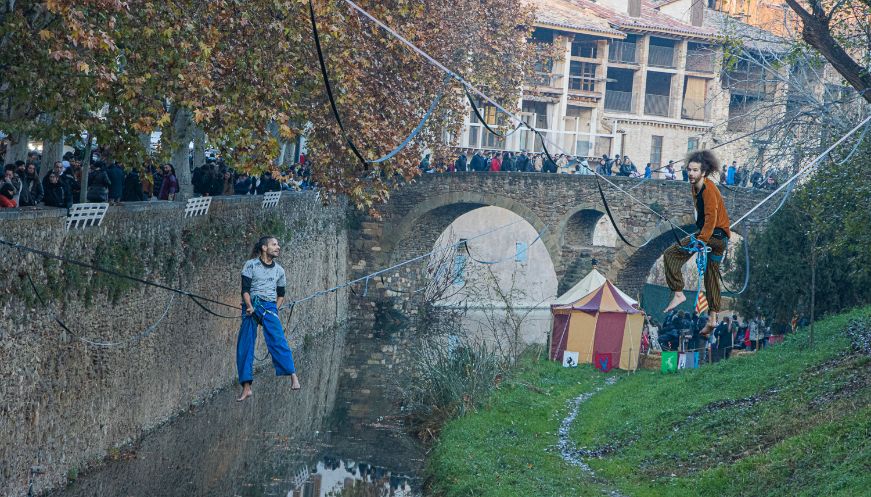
top-left (49, 309), bottom-right (552, 497)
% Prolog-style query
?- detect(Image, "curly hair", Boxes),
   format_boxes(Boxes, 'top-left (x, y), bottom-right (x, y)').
top-left (685, 150), bottom-right (721, 177)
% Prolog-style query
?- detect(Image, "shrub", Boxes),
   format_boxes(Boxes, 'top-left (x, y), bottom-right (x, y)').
top-left (401, 338), bottom-right (506, 441)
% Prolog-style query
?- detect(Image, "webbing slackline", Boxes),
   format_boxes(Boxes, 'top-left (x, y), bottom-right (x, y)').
top-left (20, 256), bottom-right (177, 348)
top-left (594, 176), bottom-right (637, 248)
top-left (2, 218), bottom-right (526, 347)
top-left (308, 0), bottom-right (369, 168)
top-left (340, 0), bottom-right (696, 239)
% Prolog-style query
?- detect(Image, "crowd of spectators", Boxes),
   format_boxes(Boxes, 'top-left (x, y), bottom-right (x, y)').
top-left (643, 310), bottom-right (794, 364)
top-left (434, 148), bottom-right (782, 190)
top-left (1, 145), bottom-right (785, 210)
top-left (0, 151), bottom-right (316, 210)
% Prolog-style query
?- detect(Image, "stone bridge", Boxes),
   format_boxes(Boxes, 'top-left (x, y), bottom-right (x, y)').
top-left (349, 172), bottom-right (771, 311)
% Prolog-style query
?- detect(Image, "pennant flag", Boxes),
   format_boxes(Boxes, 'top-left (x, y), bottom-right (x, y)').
top-left (661, 351), bottom-right (678, 373)
top-left (595, 353), bottom-right (613, 372)
top-left (695, 291), bottom-right (709, 314)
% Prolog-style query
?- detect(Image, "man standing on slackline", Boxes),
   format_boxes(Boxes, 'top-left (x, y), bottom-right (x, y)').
top-left (237, 236), bottom-right (301, 401)
top-left (662, 150), bottom-right (731, 337)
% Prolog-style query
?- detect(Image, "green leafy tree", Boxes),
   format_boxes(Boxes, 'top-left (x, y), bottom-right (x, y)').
top-left (2, 0), bottom-right (538, 208)
top-left (733, 138), bottom-right (871, 325)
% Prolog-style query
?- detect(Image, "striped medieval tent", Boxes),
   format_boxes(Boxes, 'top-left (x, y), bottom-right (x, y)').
top-left (550, 270), bottom-right (644, 371)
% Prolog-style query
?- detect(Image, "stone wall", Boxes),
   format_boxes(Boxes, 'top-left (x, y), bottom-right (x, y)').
top-left (0, 194), bottom-right (349, 497)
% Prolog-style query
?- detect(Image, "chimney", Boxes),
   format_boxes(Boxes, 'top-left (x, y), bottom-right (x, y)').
top-left (628, 0), bottom-right (641, 17)
top-left (595, 0), bottom-right (632, 16)
top-left (690, 0), bottom-right (705, 26)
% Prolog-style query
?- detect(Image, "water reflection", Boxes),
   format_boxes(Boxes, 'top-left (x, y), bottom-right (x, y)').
top-left (291, 456), bottom-right (414, 497)
top-left (48, 323), bottom-right (422, 497)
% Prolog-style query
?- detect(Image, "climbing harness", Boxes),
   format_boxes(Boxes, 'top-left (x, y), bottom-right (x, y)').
top-left (680, 235), bottom-right (712, 314)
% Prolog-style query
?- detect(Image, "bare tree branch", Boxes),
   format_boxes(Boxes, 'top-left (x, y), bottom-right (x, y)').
top-left (784, 0), bottom-right (871, 102)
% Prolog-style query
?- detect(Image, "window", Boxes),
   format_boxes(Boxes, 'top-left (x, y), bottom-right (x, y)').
top-left (569, 61), bottom-right (597, 92)
top-left (453, 240), bottom-right (468, 286)
top-left (515, 242), bottom-right (528, 263)
top-left (688, 137), bottom-right (699, 152)
top-left (571, 40), bottom-right (597, 59)
top-left (566, 105), bottom-right (584, 117)
top-left (531, 28), bottom-right (553, 43)
top-left (452, 255), bottom-right (467, 286)
top-left (468, 101), bottom-right (505, 149)
top-left (522, 101), bottom-right (549, 129)
top-left (650, 135), bottom-right (663, 167)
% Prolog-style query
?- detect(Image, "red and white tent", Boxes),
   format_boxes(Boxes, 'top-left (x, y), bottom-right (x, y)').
top-left (550, 269), bottom-right (644, 371)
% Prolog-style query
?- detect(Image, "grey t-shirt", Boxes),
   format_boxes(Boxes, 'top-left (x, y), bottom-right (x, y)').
top-left (241, 258), bottom-right (286, 302)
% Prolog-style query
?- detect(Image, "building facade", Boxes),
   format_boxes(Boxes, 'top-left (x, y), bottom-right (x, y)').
top-left (455, 0), bottom-right (807, 174)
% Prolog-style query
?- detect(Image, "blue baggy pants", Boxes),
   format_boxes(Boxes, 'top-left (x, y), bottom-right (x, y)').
top-left (236, 300), bottom-right (296, 384)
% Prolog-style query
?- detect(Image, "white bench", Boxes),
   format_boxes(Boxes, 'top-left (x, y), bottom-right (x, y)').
top-left (184, 196), bottom-right (212, 217)
top-left (262, 191), bottom-right (282, 208)
top-left (66, 203), bottom-right (109, 230)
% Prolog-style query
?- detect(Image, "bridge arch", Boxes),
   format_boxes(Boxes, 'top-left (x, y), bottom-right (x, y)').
top-left (380, 191), bottom-right (561, 269)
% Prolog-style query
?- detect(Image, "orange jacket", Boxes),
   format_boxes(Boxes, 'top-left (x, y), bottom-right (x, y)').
top-left (693, 177), bottom-right (731, 243)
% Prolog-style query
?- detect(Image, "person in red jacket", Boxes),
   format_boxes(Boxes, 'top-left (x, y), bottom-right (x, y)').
top-left (662, 150), bottom-right (731, 336)
top-left (490, 152), bottom-right (501, 172)
top-left (0, 183), bottom-right (17, 208)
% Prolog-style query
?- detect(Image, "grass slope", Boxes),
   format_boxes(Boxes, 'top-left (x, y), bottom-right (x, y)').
top-left (427, 307), bottom-right (870, 497)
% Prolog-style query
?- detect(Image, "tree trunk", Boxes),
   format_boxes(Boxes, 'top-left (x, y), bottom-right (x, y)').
top-left (41, 137), bottom-right (64, 180)
top-left (784, 0), bottom-right (871, 104)
top-left (79, 134), bottom-right (93, 204)
top-left (7, 132), bottom-right (29, 163)
top-left (192, 126), bottom-right (206, 170)
top-left (169, 106), bottom-right (194, 200)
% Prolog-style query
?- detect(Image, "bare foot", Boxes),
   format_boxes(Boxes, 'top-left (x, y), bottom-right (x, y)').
top-left (700, 314), bottom-right (717, 337)
top-left (290, 374), bottom-right (301, 391)
top-left (236, 384), bottom-right (253, 402)
top-left (664, 292), bottom-right (686, 312)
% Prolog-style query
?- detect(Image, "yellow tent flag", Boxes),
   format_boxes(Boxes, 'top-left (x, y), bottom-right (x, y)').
top-left (695, 291), bottom-right (709, 314)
